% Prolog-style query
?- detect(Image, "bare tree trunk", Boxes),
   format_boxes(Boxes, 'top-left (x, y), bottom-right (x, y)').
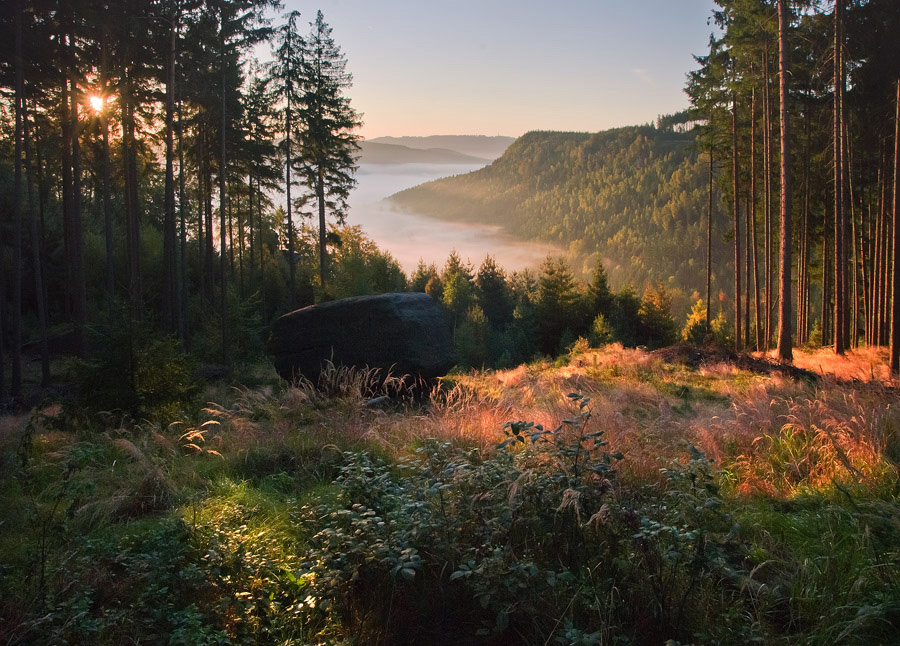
top-left (834, 0), bottom-right (847, 354)
top-left (799, 88), bottom-right (812, 346)
top-left (733, 94), bottom-right (742, 351)
top-left (178, 98), bottom-right (187, 346)
top-left (163, 15), bottom-right (179, 334)
top-left (890, 80), bottom-right (900, 373)
top-left (751, 78), bottom-right (762, 350)
top-left (70, 53), bottom-right (86, 354)
top-left (745, 195), bottom-right (752, 349)
top-left (776, 0), bottom-right (793, 361)
top-left (764, 44), bottom-right (773, 351)
top-left (286, 103), bottom-right (296, 305)
top-left (318, 165), bottom-right (328, 290)
top-left (706, 147), bottom-right (713, 331)
top-left (847, 119), bottom-right (860, 348)
top-left (122, 69), bottom-right (142, 322)
top-left (23, 101), bottom-right (50, 385)
top-left (875, 172), bottom-right (885, 345)
top-left (100, 29), bottom-right (115, 319)
top-left (198, 135), bottom-right (206, 299)
top-left (11, 0), bottom-right (24, 396)
top-left (248, 173), bottom-right (255, 270)
top-left (219, 14), bottom-right (229, 364)
top-left (238, 194), bottom-right (245, 299)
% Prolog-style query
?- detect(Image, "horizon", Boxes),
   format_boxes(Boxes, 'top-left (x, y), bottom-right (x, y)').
top-left (277, 0), bottom-right (719, 139)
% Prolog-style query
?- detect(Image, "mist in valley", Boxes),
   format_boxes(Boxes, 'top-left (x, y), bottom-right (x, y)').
top-left (348, 162), bottom-right (561, 274)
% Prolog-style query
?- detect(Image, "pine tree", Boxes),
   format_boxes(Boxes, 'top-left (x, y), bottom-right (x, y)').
top-left (295, 10), bottom-right (362, 290)
top-left (268, 10), bottom-right (304, 304)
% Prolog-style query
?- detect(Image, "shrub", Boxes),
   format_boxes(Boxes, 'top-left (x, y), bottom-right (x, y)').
top-left (682, 299), bottom-right (709, 345)
top-left (71, 325), bottom-right (198, 422)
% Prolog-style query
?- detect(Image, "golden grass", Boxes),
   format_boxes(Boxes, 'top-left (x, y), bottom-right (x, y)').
top-left (770, 346), bottom-right (892, 383)
top-left (4, 344), bottom-right (898, 506)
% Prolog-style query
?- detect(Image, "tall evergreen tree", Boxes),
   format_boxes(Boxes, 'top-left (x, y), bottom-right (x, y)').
top-left (269, 10), bottom-right (304, 304)
top-left (295, 10), bottom-right (362, 290)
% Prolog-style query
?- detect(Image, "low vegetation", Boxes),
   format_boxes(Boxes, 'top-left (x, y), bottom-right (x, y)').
top-left (2, 346), bottom-right (899, 645)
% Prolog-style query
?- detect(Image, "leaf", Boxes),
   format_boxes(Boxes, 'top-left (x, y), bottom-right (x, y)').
top-left (400, 567), bottom-right (416, 581)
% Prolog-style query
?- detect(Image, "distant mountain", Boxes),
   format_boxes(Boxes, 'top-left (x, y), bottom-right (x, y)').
top-left (367, 135), bottom-right (515, 161)
top-left (389, 126), bottom-right (721, 309)
top-left (358, 141), bottom-right (488, 165)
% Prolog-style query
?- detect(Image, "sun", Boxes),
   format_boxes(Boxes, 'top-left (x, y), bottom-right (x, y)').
top-left (89, 95), bottom-right (104, 112)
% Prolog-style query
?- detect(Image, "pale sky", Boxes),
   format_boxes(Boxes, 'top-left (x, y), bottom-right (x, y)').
top-left (277, 0), bottom-right (719, 138)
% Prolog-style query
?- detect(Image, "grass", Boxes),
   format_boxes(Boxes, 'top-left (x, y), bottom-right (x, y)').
top-left (1, 347), bottom-right (900, 644)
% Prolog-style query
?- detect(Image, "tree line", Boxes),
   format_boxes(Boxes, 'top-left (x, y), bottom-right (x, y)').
top-left (0, 0), bottom-right (363, 401)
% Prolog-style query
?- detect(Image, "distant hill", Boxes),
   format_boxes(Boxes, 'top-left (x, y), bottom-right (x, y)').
top-left (389, 126), bottom-right (723, 307)
top-left (367, 135), bottom-right (515, 161)
top-left (358, 141), bottom-right (489, 165)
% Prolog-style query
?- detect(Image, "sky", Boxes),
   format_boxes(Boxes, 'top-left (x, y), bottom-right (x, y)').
top-left (276, 0), bottom-right (720, 139)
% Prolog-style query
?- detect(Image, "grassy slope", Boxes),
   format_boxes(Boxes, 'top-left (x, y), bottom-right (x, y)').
top-left (1, 347), bottom-right (899, 644)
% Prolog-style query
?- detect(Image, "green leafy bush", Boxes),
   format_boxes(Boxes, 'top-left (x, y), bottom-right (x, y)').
top-left (292, 395), bottom-right (748, 644)
top-left (71, 325), bottom-right (198, 422)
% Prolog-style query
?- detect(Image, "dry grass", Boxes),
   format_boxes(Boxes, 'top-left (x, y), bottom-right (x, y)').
top-left (6, 344), bottom-right (898, 509)
top-left (771, 346), bottom-right (892, 383)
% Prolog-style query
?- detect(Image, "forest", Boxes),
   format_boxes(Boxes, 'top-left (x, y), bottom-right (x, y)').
top-left (2, 1), bottom-right (900, 645)
top-left (396, 0), bottom-right (900, 365)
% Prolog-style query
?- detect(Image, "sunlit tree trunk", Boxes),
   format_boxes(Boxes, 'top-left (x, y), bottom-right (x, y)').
top-left (834, 0), bottom-right (847, 354)
top-left (776, 0), bottom-right (792, 361)
top-left (751, 78), bottom-right (762, 350)
top-left (890, 80), bottom-right (900, 373)
top-left (764, 44), bottom-right (773, 351)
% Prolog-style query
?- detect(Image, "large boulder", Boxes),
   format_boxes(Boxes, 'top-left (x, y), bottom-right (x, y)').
top-left (267, 292), bottom-right (456, 385)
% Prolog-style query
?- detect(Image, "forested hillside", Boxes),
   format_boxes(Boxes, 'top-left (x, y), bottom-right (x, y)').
top-left (390, 125), bottom-right (721, 300)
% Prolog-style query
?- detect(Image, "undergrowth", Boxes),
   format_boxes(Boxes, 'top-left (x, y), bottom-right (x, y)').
top-left (1, 348), bottom-right (899, 645)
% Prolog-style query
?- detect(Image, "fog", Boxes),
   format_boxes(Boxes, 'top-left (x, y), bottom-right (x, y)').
top-left (347, 163), bottom-right (561, 274)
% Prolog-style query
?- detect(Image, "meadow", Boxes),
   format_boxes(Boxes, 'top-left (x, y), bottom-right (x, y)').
top-left (2, 344), bottom-right (899, 645)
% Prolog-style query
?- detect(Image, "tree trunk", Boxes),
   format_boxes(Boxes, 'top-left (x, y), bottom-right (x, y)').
top-left (776, 0), bottom-right (793, 361)
top-left (219, 14), bottom-right (229, 364)
top-left (834, 0), bottom-right (846, 354)
top-left (100, 28), bottom-right (115, 319)
top-left (11, 0), bottom-right (24, 397)
top-left (248, 173), bottom-right (255, 270)
top-left (751, 77), bottom-right (762, 350)
top-left (23, 101), bottom-right (50, 385)
top-left (745, 195), bottom-right (752, 349)
top-left (286, 104), bottom-right (296, 305)
top-left (178, 98), bottom-right (187, 346)
top-left (163, 16), bottom-right (178, 334)
top-left (318, 165), bottom-right (328, 290)
top-left (733, 94), bottom-right (742, 351)
top-left (122, 69), bottom-right (142, 321)
top-left (69, 55), bottom-right (86, 354)
top-left (764, 44), bottom-right (773, 351)
top-left (890, 80), bottom-right (900, 373)
top-left (706, 147), bottom-right (713, 331)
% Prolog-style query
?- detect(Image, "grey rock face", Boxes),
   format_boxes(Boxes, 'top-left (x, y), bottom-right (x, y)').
top-left (267, 292), bottom-right (456, 385)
